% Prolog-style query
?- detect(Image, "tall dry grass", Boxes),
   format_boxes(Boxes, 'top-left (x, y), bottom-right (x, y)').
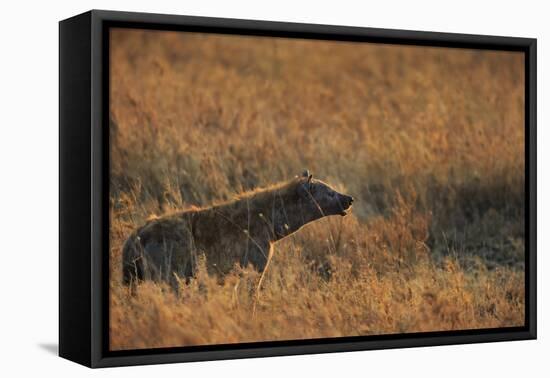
top-left (109, 29), bottom-right (525, 350)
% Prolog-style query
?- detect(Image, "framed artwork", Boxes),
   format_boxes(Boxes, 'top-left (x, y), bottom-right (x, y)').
top-left (59, 10), bottom-right (536, 368)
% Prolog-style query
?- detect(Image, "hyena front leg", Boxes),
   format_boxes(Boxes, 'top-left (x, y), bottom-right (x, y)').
top-left (242, 240), bottom-right (272, 273)
top-left (244, 241), bottom-right (274, 317)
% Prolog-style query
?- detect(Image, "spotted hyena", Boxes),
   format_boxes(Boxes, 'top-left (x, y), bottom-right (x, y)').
top-left (122, 170), bottom-right (354, 288)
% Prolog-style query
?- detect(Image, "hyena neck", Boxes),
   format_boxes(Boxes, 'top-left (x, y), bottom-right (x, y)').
top-left (271, 200), bottom-right (323, 241)
top-left (212, 179), bottom-right (314, 242)
top-left (246, 192), bottom-right (322, 242)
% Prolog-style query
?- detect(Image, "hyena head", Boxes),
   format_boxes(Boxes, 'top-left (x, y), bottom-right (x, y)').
top-left (296, 170), bottom-right (354, 219)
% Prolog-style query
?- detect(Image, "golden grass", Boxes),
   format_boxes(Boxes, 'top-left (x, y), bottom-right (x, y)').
top-left (108, 29), bottom-right (525, 350)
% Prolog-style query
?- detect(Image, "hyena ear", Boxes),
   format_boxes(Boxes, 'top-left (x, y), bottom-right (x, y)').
top-left (301, 169), bottom-right (312, 183)
top-left (297, 170), bottom-right (313, 199)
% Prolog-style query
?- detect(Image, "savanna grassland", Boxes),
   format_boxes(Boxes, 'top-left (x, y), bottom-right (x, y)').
top-left (109, 29), bottom-right (525, 350)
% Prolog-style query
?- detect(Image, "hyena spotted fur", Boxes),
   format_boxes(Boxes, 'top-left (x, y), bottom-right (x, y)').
top-left (122, 171), bottom-right (354, 288)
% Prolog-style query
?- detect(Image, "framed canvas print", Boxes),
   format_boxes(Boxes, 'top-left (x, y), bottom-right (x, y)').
top-left (59, 10), bottom-right (537, 368)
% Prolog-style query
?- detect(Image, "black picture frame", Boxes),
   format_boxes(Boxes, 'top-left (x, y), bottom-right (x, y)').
top-left (59, 9), bottom-right (537, 368)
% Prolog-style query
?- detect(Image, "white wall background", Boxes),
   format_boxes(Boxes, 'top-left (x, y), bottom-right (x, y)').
top-left (0, 0), bottom-right (546, 376)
